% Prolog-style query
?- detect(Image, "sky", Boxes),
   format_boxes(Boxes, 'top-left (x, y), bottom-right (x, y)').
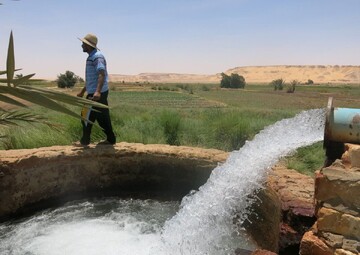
top-left (0, 0), bottom-right (359, 80)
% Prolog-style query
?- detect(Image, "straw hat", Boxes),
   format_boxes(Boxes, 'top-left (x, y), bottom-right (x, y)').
top-left (78, 33), bottom-right (99, 50)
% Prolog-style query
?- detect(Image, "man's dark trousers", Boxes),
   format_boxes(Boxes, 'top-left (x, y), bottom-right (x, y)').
top-left (80, 90), bottom-right (116, 145)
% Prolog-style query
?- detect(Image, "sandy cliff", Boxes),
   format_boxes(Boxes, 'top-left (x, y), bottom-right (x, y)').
top-left (110, 65), bottom-right (360, 84)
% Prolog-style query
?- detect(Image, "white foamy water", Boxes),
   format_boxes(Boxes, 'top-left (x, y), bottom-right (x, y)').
top-left (157, 109), bottom-right (325, 254)
top-left (0, 109), bottom-right (325, 255)
top-left (0, 199), bottom-right (179, 255)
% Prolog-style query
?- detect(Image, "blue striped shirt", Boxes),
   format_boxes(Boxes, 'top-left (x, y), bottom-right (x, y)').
top-left (85, 49), bottom-right (109, 94)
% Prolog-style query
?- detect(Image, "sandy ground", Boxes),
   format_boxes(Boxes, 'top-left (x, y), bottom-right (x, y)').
top-left (110, 65), bottom-right (360, 84)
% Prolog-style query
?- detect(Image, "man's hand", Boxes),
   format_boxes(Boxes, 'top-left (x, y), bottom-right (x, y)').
top-left (77, 86), bottom-right (86, 97)
top-left (92, 91), bottom-right (101, 101)
top-left (93, 70), bottom-right (105, 101)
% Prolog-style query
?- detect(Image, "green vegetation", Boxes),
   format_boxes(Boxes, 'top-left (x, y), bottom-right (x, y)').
top-left (305, 79), bottom-right (314, 85)
top-left (2, 40), bottom-right (360, 177)
top-left (220, 73), bottom-right (246, 88)
top-left (270, 78), bottom-right (285, 91)
top-left (3, 79), bottom-right (360, 176)
top-left (57, 70), bottom-right (83, 88)
top-left (1, 0), bottom-right (359, 180)
top-left (284, 142), bottom-right (324, 176)
top-left (159, 110), bottom-right (181, 145)
top-left (286, 80), bottom-right (299, 93)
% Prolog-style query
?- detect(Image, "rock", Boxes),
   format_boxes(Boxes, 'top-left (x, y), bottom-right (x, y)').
top-left (320, 232), bottom-right (344, 249)
top-left (268, 166), bottom-right (315, 217)
top-left (300, 230), bottom-right (334, 255)
top-left (317, 208), bottom-right (360, 241)
top-left (342, 238), bottom-right (360, 254)
top-left (315, 167), bottom-right (360, 215)
top-left (242, 186), bottom-right (281, 253)
top-left (308, 143), bottom-right (360, 255)
top-left (334, 248), bottom-right (358, 255)
top-left (1, 142), bottom-right (335, 253)
top-left (268, 165), bottom-right (316, 252)
top-left (343, 143), bottom-right (360, 168)
top-left (0, 142), bottom-right (228, 219)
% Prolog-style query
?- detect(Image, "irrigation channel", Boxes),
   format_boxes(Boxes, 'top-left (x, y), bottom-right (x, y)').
top-left (0, 109), bottom-right (325, 255)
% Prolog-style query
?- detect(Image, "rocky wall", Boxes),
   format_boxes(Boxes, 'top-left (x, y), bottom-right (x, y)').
top-left (1, 142), bottom-right (327, 254)
top-left (300, 143), bottom-right (360, 255)
top-left (0, 142), bottom-right (228, 220)
top-left (2, 143), bottom-right (284, 254)
top-left (268, 165), bottom-right (317, 254)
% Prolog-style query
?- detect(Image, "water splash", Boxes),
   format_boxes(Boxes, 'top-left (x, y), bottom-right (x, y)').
top-left (158, 109), bottom-right (325, 254)
top-left (0, 199), bottom-right (179, 255)
top-left (0, 109), bottom-right (325, 255)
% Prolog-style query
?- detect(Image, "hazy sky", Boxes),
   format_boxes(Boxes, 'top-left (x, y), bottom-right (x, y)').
top-left (0, 0), bottom-right (359, 79)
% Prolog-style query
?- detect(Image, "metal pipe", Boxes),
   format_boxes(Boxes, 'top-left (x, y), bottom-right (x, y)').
top-left (324, 97), bottom-right (360, 144)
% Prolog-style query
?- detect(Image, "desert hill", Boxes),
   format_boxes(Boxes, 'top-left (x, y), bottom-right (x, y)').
top-left (110, 65), bottom-right (360, 84)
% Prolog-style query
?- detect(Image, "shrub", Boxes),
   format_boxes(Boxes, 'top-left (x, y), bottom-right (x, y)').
top-left (305, 79), bottom-right (314, 85)
top-left (270, 79), bottom-right (285, 91)
top-left (159, 110), bottom-right (181, 145)
top-left (230, 73), bottom-right (246, 88)
top-left (220, 73), bottom-right (231, 88)
top-left (175, 83), bottom-right (193, 93)
top-left (57, 70), bottom-right (81, 88)
top-left (220, 73), bottom-right (246, 88)
top-left (158, 86), bottom-right (170, 91)
top-left (286, 80), bottom-right (299, 93)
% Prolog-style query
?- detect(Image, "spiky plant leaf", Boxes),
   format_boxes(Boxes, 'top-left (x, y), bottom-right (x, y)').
top-left (19, 85), bottom-right (108, 109)
top-left (0, 69), bottom-right (22, 79)
top-left (0, 93), bottom-right (27, 107)
top-left (12, 73), bottom-right (35, 86)
top-left (0, 69), bottom-right (21, 76)
top-left (0, 110), bottom-right (55, 128)
top-left (0, 86), bottom-right (81, 119)
top-left (6, 31), bottom-right (15, 86)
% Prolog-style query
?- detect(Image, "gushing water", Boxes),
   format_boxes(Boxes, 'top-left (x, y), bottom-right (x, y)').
top-left (157, 109), bottom-right (325, 254)
top-left (0, 109), bottom-right (325, 255)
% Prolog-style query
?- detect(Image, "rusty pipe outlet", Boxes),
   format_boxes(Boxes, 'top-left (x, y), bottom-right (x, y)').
top-left (324, 97), bottom-right (360, 144)
top-left (323, 97), bottom-right (360, 166)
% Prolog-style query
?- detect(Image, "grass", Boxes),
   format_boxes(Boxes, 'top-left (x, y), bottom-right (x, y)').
top-left (2, 82), bottom-right (360, 176)
top-left (111, 90), bottom-right (225, 108)
top-left (283, 142), bottom-right (325, 176)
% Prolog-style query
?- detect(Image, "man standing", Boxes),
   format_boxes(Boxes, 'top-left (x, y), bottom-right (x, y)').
top-left (77, 33), bottom-right (116, 146)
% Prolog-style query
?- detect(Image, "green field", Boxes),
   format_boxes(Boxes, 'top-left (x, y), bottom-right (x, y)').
top-left (2, 82), bottom-right (360, 176)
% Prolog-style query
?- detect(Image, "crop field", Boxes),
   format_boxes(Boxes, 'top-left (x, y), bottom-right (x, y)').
top-left (108, 82), bottom-right (360, 109)
top-left (110, 91), bottom-right (226, 108)
top-left (197, 85), bottom-right (360, 110)
top-left (2, 81), bottom-right (360, 175)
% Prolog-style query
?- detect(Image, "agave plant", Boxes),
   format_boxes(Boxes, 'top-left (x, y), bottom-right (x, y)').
top-left (0, 31), bottom-right (107, 128)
